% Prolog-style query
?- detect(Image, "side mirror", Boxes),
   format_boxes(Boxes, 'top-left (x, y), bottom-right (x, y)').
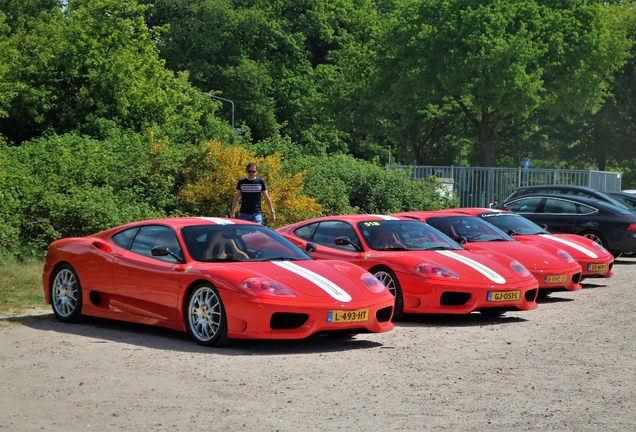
top-left (457, 236), bottom-right (468, 245)
top-left (305, 242), bottom-right (317, 254)
top-left (335, 236), bottom-right (364, 252)
top-left (507, 229), bottom-right (517, 236)
top-left (151, 246), bottom-right (184, 263)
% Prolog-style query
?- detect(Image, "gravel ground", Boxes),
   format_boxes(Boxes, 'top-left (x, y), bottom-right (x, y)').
top-left (1, 258), bottom-right (635, 431)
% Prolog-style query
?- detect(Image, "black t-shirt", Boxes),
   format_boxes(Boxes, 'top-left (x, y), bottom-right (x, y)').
top-left (236, 177), bottom-right (267, 214)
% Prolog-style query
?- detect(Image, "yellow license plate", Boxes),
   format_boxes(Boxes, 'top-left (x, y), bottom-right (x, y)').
top-left (487, 291), bottom-right (521, 302)
top-left (545, 275), bottom-right (567, 283)
top-left (588, 263), bottom-right (608, 271)
top-left (328, 309), bottom-right (369, 323)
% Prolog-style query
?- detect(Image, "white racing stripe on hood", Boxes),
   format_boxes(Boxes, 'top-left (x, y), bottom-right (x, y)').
top-left (272, 261), bottom-right (352, 302)
top-left (435, 250), bottom-right (507, 284)
top-left (198, 217), bottom-right (235, 225)
top-left (538, 234), bottom-right (598, 258)
top-left (371, 215), bottom-right (400, 220)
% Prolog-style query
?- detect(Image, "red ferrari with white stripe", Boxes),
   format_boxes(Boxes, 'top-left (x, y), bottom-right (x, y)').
top-left (276, 215), bottom-right (539, 319)
top-left (454, 208), bottom-right (614, 279)
top-left (393, 211), bottom-right (583, 295)
top-left (42, 217), bottom-right (394, 347)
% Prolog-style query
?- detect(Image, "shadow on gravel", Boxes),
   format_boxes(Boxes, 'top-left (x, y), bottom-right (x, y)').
top-left (536, 295), bottom-right (574, 304)
top-left (614, 258), bottom-right (636, 265)
top-left (580, 281), bottom-right (608, 290)
top-left (395, 312), bottom-right (528, 329)
top-left (7, 313), bottom-right (385, 356)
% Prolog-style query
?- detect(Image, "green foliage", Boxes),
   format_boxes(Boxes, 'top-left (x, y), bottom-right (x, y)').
top-left (371, 0), bottom-right (628, 167)
top-left (0, 0), bottom-right (210, 145)
top-left (0, 252), bottom-right (44, 316)
top-left (0, 131), bottom-right (185, 257)
top-left (289, 154), bottom-right (457, 215)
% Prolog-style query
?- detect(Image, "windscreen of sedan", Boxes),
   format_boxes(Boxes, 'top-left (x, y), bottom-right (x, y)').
top-left (356, 220), bottom-right (463, 251)
top-left (427, 216), bottom-right (515, 243)
top-left (182, 224), bottom-right (311, 262)
top-left (478, 212), bottom-right (548, 235)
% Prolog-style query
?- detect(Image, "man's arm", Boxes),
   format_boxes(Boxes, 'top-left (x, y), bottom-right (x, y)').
top-left (262, 190), bottom-right (276, 223)
top-left (230, 190), bottom-right (241, 218)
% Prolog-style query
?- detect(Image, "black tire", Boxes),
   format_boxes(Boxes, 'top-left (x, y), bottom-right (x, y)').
top-left (185, 283), bottom-right (230, 347)
top-left (579, 230), bottom-right (608, 250)
top-left (537, 289), bottom-right (552, 299)
top-left (372, 266), bottom-right (405, 321)
top-left (50, 264), bottom-right (83, 323)
top-left (480, 310), bottom-right (505, 317)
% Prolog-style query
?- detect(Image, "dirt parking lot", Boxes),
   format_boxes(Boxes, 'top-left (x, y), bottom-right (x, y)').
top-left (2, 258), bottom-right (636, 431)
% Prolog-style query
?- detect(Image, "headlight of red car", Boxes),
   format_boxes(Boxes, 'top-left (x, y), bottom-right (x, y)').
top-left (360, 272), bottom-right (386, 293)
top-left (414, 262), bottom-right (460, 279)
top-left (510, 260), bottom-right (531, 277)
top-left (241, 277), bottom-right (296, 297)
top-left (591, 242), bottom-right (608, 253)
top-left (556, 249), bottom-right (576, 263)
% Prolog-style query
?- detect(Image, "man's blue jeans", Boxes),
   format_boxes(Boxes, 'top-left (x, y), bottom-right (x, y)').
top-left (239, 213), bottom-right (263, 224)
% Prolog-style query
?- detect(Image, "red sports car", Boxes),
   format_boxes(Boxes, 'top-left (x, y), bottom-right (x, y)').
top-left (42, 217), bottom-right (395, 347)
top-left (276, 215), bottom-right (539, 319)
top-left (393, 211), bottom-right (583, 295)
top-left (452, 208), bottom-right (614, 279)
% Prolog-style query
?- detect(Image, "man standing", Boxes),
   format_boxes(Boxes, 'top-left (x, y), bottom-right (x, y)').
top-left (230, 162), bottom-right (276, 224)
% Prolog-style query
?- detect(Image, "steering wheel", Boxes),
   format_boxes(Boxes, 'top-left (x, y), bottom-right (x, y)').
top-left (412, 237), bottom-right (431, 247)
top-left (467, 232), bottom-right (482, 240)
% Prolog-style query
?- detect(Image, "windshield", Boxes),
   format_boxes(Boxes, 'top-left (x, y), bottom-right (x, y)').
top-left (594, 190), bottom-right (635, 212)
top-left (181, 224), bottom-right (310, 262)
top-left (478, 212), bottom-right (548, 235)
top-left (356, 220), bottom-right (463, 251)
top-left (594, 199), bottom-right (635, 215)
top-left (427, 216), bottom-right (514, 243)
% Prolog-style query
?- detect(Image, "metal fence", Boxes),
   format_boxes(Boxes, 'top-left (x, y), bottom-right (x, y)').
top-left (391, 165), bottom-right (623, 208)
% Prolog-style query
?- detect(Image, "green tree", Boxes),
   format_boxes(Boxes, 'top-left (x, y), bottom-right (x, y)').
top-left (0, 0), bottom-right (213, 145)
top-left (373, 0), bottom-right (627, 167)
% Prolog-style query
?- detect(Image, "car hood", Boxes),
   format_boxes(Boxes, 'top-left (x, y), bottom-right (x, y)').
top-left (368, 249), bottom-right (535, 285)
top-left (189, 259), bottom-right (390, 303)
top-left (462, 241), bottom-right (581, 271)
top-left (511, 234), bottom-right (612, 261)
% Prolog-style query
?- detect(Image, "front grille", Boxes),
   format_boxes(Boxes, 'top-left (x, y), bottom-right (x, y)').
top-left (376, 306), bottom-right (393, 322)
top-left (270, 313), bottom-right (309, 330)
top-left (572, 272), bottom-right (581, 284)
top-left (525, 288), bottom-right (538, 302)
top-left (440, 292), bottom-right (471, 306)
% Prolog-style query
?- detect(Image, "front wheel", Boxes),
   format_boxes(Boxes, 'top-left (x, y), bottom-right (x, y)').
top-left (50, 264), bottom-right (83, 323)
top-left (373, 266), bottom-right (404, 321)
top-left (186, 284), bottom-right (230, 347)
top-left (579, 230), bottom-right (608, 250)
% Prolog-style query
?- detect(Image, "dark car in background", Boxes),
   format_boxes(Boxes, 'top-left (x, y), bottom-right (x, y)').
top-left (608, 191), bottom-right (636, 210)
top-left (501, 185), bottom-right (634, 212)
top-left (501, 194), bottom-right (636, 256)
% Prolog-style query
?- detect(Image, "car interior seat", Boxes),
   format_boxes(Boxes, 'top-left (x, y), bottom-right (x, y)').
top-left (203, 232), bottom-right (250, 260)
top-left (434, 220), bottom-right (460, 240)
top-left (371, 227), bottom-right (406, 249)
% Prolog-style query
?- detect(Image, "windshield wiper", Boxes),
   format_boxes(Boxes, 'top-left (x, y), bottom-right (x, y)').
top-left (423, 245), bottom-right (453, 250)
top-left (256, 256), bottom-right (298, 262)
top-left (486, 238), bottom-right (511, 242)
top-left (200, 258), bottom-right (243, 262)
top-left (375, 247), bottom-right (409, 251)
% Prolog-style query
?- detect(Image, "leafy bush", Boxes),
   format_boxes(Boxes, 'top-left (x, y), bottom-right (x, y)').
top-left (288, 154), bottom-right (457, 215)
top-left (0, 131), bottom-right (183, 257)
top-left (178, 140), bottom-right (323, 227)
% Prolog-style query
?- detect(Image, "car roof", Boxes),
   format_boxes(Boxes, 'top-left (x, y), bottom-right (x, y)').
top-left (114, 217), bottom-right (258, 230)
top-left (506, 193), bottom-right (602, 204)
top-left (516, 185), bottom-right (598, 192)
top-left (609, 191), bottom-right (636, 200)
